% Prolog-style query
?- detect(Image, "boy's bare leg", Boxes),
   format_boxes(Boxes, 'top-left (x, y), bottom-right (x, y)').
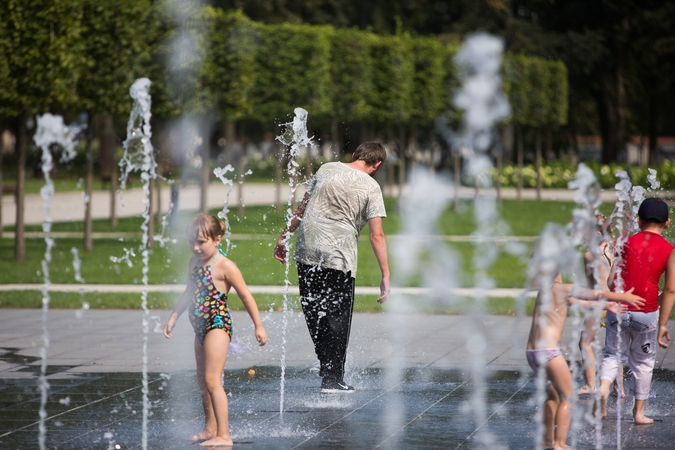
top-left (543, 383), bottom-right (559, 449)
top-left (200, 330), bottom-right (233, 447)
top-left (547, 355), bottom-right (573, 450)
top-left (190, 337), bottom-right (217, 441)
top-left (598, 379), bottom-right (611, 419)
top-left (633, 399), bottom-right (654, 424)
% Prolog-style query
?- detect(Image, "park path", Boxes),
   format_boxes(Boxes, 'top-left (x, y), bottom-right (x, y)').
top-left (1, 182), bottom-right (625, 228)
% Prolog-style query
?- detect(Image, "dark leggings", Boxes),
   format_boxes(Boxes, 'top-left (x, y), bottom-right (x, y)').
top-left (297, 262), bottom-right (355, 382)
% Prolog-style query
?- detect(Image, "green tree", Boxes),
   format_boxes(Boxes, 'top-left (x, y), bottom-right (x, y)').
top-left (368, 33), bottom-right (414, 127)
top-left (78, 0), bottom-right (159, 249)
top-left (250, 22), bottom-right (333, 121)
top-left (0, 0), bottom-right (86, 261)
top-left (328, 28), bottom-right (376, 147)
top-left (200, 7), bottom-right (258, 122)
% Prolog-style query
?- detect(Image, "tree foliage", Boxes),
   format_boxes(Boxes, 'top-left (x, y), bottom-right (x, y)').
top-left (503, 53), bottom-right (568, 128)
top-left (78, 0), bottom-right (158, 116)
top-left (0, 0), bottom-right (86, 116)
top-left (250, 22), bottom-right (333, 121)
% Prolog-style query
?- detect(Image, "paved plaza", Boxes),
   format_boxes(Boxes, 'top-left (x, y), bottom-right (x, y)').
top-left (1, 309), bottom-right (675, 449)
top-left (3, 185), bottom-right (675, 448)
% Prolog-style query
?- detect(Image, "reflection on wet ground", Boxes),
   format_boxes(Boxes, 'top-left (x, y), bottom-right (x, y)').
top-left (1, 364), bottom-right (675, 449)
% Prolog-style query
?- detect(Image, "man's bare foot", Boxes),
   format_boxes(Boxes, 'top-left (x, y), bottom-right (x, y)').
top-left (200, 436), bottom-right (233, 447)
top-left (577, 384), bottom-right (596, 395)
top-left (188, 430), bottom-right (215, 442)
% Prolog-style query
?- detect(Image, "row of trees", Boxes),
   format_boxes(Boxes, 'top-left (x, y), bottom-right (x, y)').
top-left (0, 2), bottom-right (567, 260)
top-left (215, 0), bottom-right (675, 166)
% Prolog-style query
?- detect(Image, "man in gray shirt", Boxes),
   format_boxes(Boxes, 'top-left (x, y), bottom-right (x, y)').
top-left (275, 141), bottom-right (390, 392)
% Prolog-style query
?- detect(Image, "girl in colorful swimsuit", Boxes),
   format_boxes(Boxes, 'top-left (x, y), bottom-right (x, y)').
top-left (526, 273), bottom-right (644, 450)
top-left (163, 213), bottom-right (267, 447)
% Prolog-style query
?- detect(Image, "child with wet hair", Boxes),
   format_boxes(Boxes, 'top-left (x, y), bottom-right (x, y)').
top-left (163, 213), bottom-right (267, 447)
top-left (526, 226), bottom-right (645, 450)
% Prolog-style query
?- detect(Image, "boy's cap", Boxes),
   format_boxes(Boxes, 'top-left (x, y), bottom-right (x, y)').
top-left (638, 197), bottom-right (669, 223)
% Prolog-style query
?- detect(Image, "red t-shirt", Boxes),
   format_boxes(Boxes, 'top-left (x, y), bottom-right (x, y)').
top-left (616, 230), bottom-right (674, 313)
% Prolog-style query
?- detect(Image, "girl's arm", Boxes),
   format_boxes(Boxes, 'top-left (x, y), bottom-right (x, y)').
top-left (570, 298), bottom-right (625, 315)
top-left (566, 285), bottom-right (645, 308)
top-left (222, 260), bottom-right (268, 346)
top-left (163, 259), bottom-right (196, 339)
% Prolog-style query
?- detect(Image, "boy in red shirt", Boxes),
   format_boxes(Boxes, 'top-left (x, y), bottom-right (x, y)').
top-left (599, 197), bottom-right (675, 424)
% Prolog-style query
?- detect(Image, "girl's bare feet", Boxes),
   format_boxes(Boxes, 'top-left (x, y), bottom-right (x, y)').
top-left (188, 430), bottom-right (215, 442)
top-left (200, 436), bottom-right (233, 447)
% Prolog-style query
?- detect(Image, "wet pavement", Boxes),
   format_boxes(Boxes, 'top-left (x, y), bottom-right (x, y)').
top-left (1, 309), bottom-right (675, 449)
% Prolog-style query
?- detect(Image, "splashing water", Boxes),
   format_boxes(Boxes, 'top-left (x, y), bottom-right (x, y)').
top-left (609, 170), bottom-right (639, 293)
top-left (276, 107), bottom-right (314, 416)
top-left (33, 113), bottom-right (81, 450)
top-left (118, 77), bottom-right (158, 450)
top-left (214, 165), bottom-right (236, 253)
top-left (451, 32), bottom-right (511, 449)
top-left (566, 164), bottom-right (607, 446)
top-left (383, 168), bottom-right (460, 441)
top-left (152, 198), bottom-right (177, 249)
top-left (647, 168), bottom-right (661, 191)
top-left (110, 247), bottom-right (136, 268)
top-left (70, 247), bottom-right (85, 283)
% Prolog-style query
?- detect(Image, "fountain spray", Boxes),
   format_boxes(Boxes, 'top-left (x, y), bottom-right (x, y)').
top-left (33, 113), bottom-right (81, 450)
top-left (276, 107), bottom-right (314, 415)
top-left (118, 77), bottom-right (158, 450)
top-left (213, 164), bottom-right (236, 254)
top-left (566, 163), bottom-right (606, 447)
top-left (452, 32), bottom-right (511, 448)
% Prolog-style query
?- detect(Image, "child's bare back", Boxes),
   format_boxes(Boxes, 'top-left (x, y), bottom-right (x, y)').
top-left (527, 282), bottom-right (570, 351)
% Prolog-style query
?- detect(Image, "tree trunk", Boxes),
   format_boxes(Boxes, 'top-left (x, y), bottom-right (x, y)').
top-left (517, 125), bottom-right (523, 202)
top-left (331, 118), bottom-right (340, 160)
top-left (454, 151), bottom-right (460, 211)
top-left (397, 128), bottom-right (406, 202)
top-left (0, 122), bottom-right (4, 239)
top-left (98, 113), bottom-right (114, 181)
top-left (502, 123), bottom-right (514, 164)
top-left (147, 176), bottom-right (154, 248)
top-left (237, 158), bottom-right (245, 216)
top-left (155, 177), bottom-right (162, 225)
top-left (200, 142), bottom-right (209, 214)
top-left (224, 120), bottom-right (236, 166)
top-left (14, 112), bottom-right (27, 261)
top-left (599, 73), bottom-right (621, 164)
top-left (535, 129), bottom-right (542, 201)
top-left (496, 150), bottom-right (502, 206)
top-left (275, 146), bottom-right (282, 211)
top-left (97, 113), bottom-right (118, 227)
top-left (398, 153), bottom-right (406, 203)
top-left (84, 112), bottom-right (95, 252)
top-left (648, 94), bottom-right (658, 166)
top-left (598, 20), bottom-right (628, 165)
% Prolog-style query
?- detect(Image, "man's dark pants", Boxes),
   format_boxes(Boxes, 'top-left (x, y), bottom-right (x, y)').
top-left (297, 262), bottom-right (355, 383)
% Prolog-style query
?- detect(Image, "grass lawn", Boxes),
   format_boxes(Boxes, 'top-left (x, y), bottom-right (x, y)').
top-left (1, 198), bottom-right (625, 311)
top-left (7, 198), bottom-right (584, 235)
